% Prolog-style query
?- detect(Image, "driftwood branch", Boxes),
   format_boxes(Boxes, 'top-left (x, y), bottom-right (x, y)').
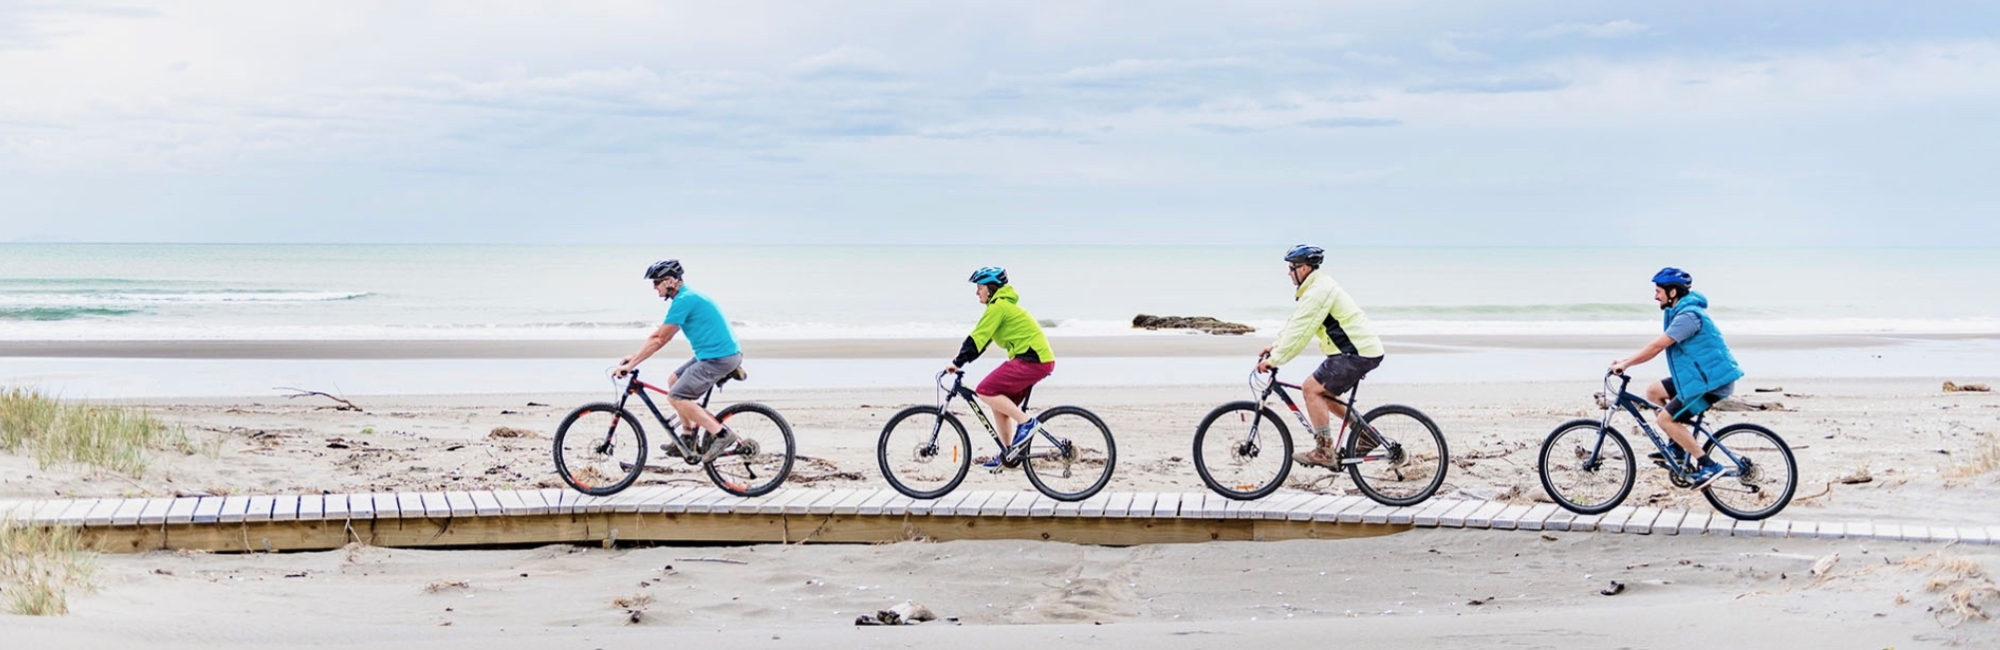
top-left (275, 387), bottom-right (361, 412)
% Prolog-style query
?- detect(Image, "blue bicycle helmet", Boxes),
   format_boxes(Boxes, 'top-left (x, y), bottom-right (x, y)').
top-left (1283, 244), bottom-right (1324, 267)
top-left (1651, 267), bottom-right (1692, 287)
top-left (644, 259), bottom-right (684, 280)
top-left (967, 266), bottom-right (1008, 286)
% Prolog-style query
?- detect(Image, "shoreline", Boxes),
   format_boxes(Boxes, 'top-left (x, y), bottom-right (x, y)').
top-left (1, 332), bottom-right (1984, 360)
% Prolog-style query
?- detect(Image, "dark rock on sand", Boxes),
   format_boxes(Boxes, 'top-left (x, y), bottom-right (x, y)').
top-left (1131, 314), bottom-right (1255, 335)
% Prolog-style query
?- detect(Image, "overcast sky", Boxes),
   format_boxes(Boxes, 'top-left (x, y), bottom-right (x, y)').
top-left (3, 1), bottom-right (1998, 245)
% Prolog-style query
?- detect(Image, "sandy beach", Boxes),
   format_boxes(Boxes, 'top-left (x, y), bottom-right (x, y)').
top-left (4, 366), bottom-right (1998, 647)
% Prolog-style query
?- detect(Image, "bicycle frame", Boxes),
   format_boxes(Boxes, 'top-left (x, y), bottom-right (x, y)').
top-left (927, 371), bottom-right (1056, 461)
top-left (609, 368), bottom-right (721, 459)
top-left (1249, 368), bottom-right (1380, 465)
top-left (1593, 373), bottom-right (1748, 478)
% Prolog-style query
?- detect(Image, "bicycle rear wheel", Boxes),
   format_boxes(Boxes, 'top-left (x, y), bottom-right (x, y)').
top-left (1701, 423), bottom-right (1797, 521)
top-left (1537, 418), bottom-right (1635, 514)
top-left (552, 402), bottom-right (647, 496)
top-left (877, 406), bottom-right (972, 499)
top-left (1191, 401), bottom-right (1293, 500)
top-left (1346, 405), bottom-right (1448, 506)
top-left (1022, 405), bottom-right (1116, 501)
top-left (704, 403), bottom-right (795, 497)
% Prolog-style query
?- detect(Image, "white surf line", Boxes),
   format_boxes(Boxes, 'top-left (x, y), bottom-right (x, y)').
top-left (3, 490), bottom-right (1994, 549)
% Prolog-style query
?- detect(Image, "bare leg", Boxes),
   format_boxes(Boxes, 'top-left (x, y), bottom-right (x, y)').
top-left (977, 392), bottom-right (1029, 441)
top-left (670, 398), bottom-right (723, 435)
top-left (1646, 379), bottom-right (1704, 459)
top-left (1301, 375), bottom-right (1351, 430)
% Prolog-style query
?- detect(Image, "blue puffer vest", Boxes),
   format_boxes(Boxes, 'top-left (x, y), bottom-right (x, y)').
top-left (1663, 291), bottom-right (1744, 418)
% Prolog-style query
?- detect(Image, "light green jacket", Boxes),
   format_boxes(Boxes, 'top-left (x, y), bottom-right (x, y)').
top-left (1267, 269), bottom-right (1384, 365)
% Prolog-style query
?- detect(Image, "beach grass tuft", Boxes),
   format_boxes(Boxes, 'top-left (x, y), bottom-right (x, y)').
top-left (1943, 436), bottom-right (2000, 479)
top-left (0, 517), bottom-right (98, 616)
top-left (0, 386), bottom-right (197, 477)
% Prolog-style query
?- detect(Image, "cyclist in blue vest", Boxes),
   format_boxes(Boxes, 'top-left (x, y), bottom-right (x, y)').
top-left (1609, 267), bottom-right (1744, 490)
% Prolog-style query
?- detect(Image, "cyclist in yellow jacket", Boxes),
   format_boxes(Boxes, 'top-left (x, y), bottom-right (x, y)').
top-left (1256, 245), bottom-right (1386, 468)
top-left (946, 266), bottom-right (1057, 468)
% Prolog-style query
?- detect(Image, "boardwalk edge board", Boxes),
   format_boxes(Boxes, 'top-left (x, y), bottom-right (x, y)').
top-left (4, 489), bottom-right (1985, 554)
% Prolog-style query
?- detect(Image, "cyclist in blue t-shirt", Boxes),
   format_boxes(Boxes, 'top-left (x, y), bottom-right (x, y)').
top-left (615, 259), bottom-right (745, 463)
top-left (1610, 267), bottom-right (1744, 491)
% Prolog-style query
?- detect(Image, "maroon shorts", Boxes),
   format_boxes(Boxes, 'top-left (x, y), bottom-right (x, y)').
top-left (976, 358), bottom-right (1055, 406)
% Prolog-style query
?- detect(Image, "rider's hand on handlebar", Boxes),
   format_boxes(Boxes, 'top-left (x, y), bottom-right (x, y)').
top-left (613, 359), bottom-right (636, 379)
top-left (1608, 360), bottom-right (1629, 376)
top-left (944, 363), bottom-right (960, 375)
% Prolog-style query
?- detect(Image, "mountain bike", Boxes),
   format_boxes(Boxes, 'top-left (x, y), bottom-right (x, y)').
top-left (1537, 371), bottom-right (1797, 520)
top-left (1192, 364), bottom-right (1448, 505)
top-left (876, 370), bottom-right (1116, 501)
top-left (553, 367), bottom-right (795, 497)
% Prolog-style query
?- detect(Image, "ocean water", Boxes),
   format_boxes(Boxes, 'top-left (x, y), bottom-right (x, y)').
top-left (2, 244), bottom-right (1999, 341)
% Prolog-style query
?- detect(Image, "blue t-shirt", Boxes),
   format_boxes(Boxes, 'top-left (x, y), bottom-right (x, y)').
top-left (663, 287), bottom-right (741, 360)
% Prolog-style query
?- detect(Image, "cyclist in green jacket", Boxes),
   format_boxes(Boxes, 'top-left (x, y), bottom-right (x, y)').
top-left (946, 266), bottom-right (1057, 468)
top-left (1257, 245), bottom-right (1386, 468)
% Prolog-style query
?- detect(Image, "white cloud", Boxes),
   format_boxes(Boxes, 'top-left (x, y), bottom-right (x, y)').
top-left (1429, 36), bottom-right (1489, 63)
top-left (1528, 20), bottom-right (1650, 40)
top-left (791, 45), bottom-right (901, 80)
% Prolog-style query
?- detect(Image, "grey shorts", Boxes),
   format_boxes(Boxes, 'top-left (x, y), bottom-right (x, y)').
top-left (1310, 354), bottom-right (1383, 396)
top-left (669, 354), bottom-right (743, 400)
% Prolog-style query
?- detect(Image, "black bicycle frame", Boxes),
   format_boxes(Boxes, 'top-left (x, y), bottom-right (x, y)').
top-left (613, 368), bottom-right (719, 458)
top-left (1597, 373), bottom-right (1746, 475)
top-left (1254, 369), bottom-right (1376, 463)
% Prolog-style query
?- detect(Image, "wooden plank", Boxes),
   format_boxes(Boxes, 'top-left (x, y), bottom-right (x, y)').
top-left (1410, 498), bottom-right (1462, 527)
top-left (1567, 513), bottom-right (1604, 533)
top-left (164, 498), bottom-right (199, 525)
top-left (958, 491), bottom-right (1004, 517)
top-left (1789, 520), bottom-right (1818, 539)
top-left (1490, 504), bottom-right (1535, 531)
top-left (1845, 522), bottom-right (1875, 540)
top-left (1463, 502), bottom-right (1509, 529)
top-left (1308, 496), bottom-right (1364, 523)
top-left (1632, 507), bottom-right (1666, 535)
top-left (137, 498), bottom-right (174, 526)
top-left (1220, 497), bottom-right (1256, 520)
top-left (1384, 503), bottom-right (1426, 526)
top-left (1287, 495), bottom-right (1339, 522)
top-left (1358, 502), bottom-right (1402, 525)
top-left (1814, 521), bottom-right (1845, 540)
top-left (1595, 507), bottom-right (1635, 534)
top-left (346, 493), bottom-right (377, 520)
top-left (1516, 504), bottom-right (1560, 532)
top-left (85, 498), bottom-right (124, 526)
top-left (54, 499), bottom-right (97, 526)
top-left (830, 489), bottom-right (878, 516)
top-left (437, 491), bottom-right (471, 517)
top-left (1001, 493), bottom-right (1037, 517)
top-left (1100, 493), bottom-right (1135, 518)
top-left (492, 491), bottom-right (529, 516)
top-left (1026, 495), bottom-right (1057, 518)
top-left (1959, 526), bottom-right (1990, 546)
top-left (242, 496), bottom-right (276, 523)
top-left (684, 490), bottom-right (736, 514)
top-left (1542, 508), bottom-right (1578, 532)
top-left (217, 496), bottom-right (257, 524)
top-left (366, 493), bottom-right (396, 519)
top-left (775, 488), bottom-right (827, 515)
top-left (1436, 500), bottom-right (1485, 528)
top-left (1651, 509), bottom-right (1686, 536)
top-left (1677, 510), bottom-right (1710, 536)
top-left (468, 491), bottom-right (502, 517)
top-left (915, 491), bottom-right (968, 517)
top-left (1759, 519), bottom-right (1792, 539)
top-left (803, 489), bottom-right (856, 516)
top-left (319, 494), bottom-right (347, 521)
top-left (876, 495), bottom-right (917, 517)
top-left (855, 491), bottom-right (898, 516)
top-left (1126, 493), bottom-right (1160, 519)
top-left (109, 499), bottom-right (147, 526)
top-left (1705, 513), bottom-right (1741, 536)
top-left (979, 492), bottom-right (1023, 517)
top-left (1190, 493), bottom-right (1228, 519)
top-left (1149, 493), bottom-right (1183, 519)
top-left (190, 497), bottom-right (223, 524)
top-left (1053, 497), bottom-right (1085, 518)
top-left (1729, 518), bottom-right (1762, 537)
top-left (1077, 493), bottom-right (1112, 518)
top-left (28, 500), bottom-right (71, 524)
top-left (1266, 493), bottom-right (1319, 520)
top-left (280, 495), bottom-right (310, 522)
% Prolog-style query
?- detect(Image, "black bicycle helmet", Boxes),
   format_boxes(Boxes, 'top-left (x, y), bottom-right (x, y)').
top-left (1283, 244), bottom-right (1325, 267)
top-left (644, 259), bottom-right (684, 281)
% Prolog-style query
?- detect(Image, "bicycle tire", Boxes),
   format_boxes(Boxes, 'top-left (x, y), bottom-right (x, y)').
top-left (1191, 401), bottom-right (1294, 500)
top-left (877, 406), bottom-right (973, 499)
top-left (1537, 418), bottom-right (1635, 515)
top-left (1700, 423), bottom-right (1797, 521)
top-left (1347, 404), bottom-right (1449, 507)
top-left (1022, 405), bottom-right (1116, 501)
top-left (552, 402), bottom-right (647, 496)
top-left (703, 402), bottom-right (795, 497)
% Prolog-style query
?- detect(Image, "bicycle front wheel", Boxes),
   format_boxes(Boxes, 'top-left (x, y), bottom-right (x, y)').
top-left (552, 402), bottom-right (647, 496)
top-left (1347, 405), bottom-right (1449, 506)
top-left (1701, 423), bottom-right (1797, 521)
top-left (877, 406), bottom-right (972, 499)
top-left (1191, 401), bottom-right (1293, 500)
top-left (1537, 418), bottom-right (1635, 514)
top-left (705, 403), bottom-right (796, 497)
top-left (1022, 405), bottom-right (1116, 501)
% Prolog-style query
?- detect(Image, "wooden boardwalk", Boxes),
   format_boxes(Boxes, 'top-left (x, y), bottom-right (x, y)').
top-left (2, 488), bottom-right (1992, 553)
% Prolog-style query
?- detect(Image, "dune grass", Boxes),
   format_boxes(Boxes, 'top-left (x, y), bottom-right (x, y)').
top-left (0, 517), bottom-right (98, 615)
top-left (1944, 436), bottom-right (2000, 480)
top-left (0, 386), bottom-right (198, 477)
